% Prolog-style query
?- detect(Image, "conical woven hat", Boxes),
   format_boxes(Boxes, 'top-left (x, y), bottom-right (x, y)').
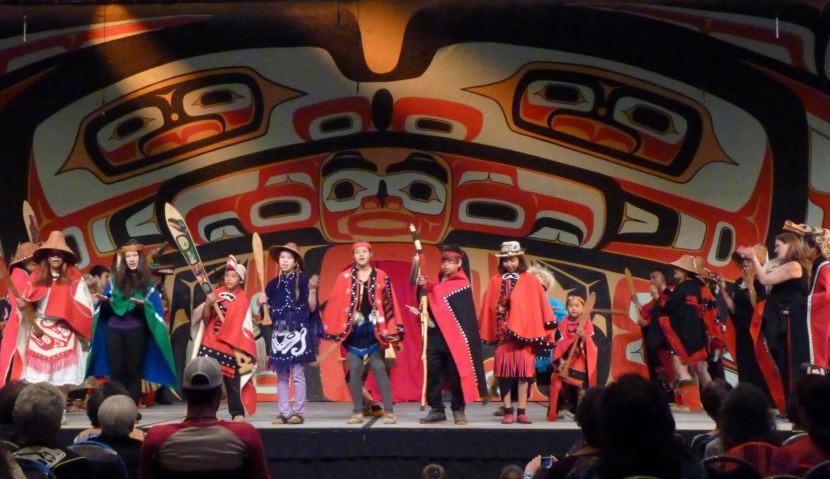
top-left (33, 230), bottom-right (78, 264)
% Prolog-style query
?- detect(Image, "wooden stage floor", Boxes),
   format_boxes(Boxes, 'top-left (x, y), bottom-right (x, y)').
top-left (63, 400), bottom-right (792, 432)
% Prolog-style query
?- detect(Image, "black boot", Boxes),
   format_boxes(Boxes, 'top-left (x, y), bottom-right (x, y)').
top-left (419, 410), bottom-right (448, 424)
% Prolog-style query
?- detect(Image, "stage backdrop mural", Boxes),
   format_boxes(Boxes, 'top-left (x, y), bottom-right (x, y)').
top-left (0, 2), bottom-right (827, 402)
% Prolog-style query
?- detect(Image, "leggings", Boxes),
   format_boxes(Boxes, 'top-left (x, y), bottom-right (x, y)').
top-left (347, 350), bottom-right (393, 413)
top-left (107, 325), bottom-right (146, 403)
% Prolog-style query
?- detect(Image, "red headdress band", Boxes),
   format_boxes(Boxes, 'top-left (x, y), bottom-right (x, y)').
top-left (352, 241), bottom-right (373, 252)
top-left (440, 252), bottom-right (462, 262)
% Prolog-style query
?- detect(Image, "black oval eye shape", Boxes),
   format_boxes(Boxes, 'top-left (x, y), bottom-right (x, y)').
top-left (258, 200), bottom-right (302, 218)
top-left (115, 116), bottom-right (149, 139)
top-left (320, 116), bottom-right (353, 133)
top-left (543, 84), bottom-right (581, 103)
top-left (198, 89), bottom-right (238, 106)
top-left (407, 180), bottom-right (434, 201)
top-left (415, 118), bottom-right (452, 133)
top-left (333, 180), bottom-right (357, 200)
top-left (466, 201), bottom-right (519, 222)
top-left (629, 105), bottom-right (672, 133)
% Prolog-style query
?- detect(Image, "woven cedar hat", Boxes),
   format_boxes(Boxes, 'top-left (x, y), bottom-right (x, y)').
top-left (669, 255), bottom-right (703, 276)
top-left (33, 231), bottom-right (78, 264)
top-left (10, 241), bottom-right (38, 266)
top-left (269, 242), bottom-right (304, 269)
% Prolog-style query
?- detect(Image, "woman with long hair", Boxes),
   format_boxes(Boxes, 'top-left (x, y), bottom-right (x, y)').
top-left (737, 232), bottom-right (811, 413)
top-left (87, 240), bottom-right (177, 404)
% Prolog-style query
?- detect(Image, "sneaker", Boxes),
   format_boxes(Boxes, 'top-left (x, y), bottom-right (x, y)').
top-left (287, 414), bottom-right (304, 424)
top-left (383, 413), bottom-right (397, 424)
top-left (347, 414), bottom-right (364, 424)
top-left (452, 410), bottom-right (468, 425)
top-left (418, 411), bottom-right (447, 424)
top-left (232, 415), bottom-right (246, 423)
top-left (271, 415), bottom-right (287, 425)
top-left (501, 414), bottom-right (515, 424)
top-left (516, 414), bottom-right (532, 424)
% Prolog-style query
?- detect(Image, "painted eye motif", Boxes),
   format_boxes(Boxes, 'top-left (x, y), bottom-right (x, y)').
top-left (111, 115), bottom-right (156, 140)
top-left (527, 80), bottom-right (595, 112)
top-left (328, 179), bottom-right (366, 201)
top-left (309, 113), bottom-right (363, 139)
top-left (400, 180), bottom-right (438, 203)
top-left (182, 84), bottom-right (252, 116)
top-left (96, 107), bottom-right (165, 161)
top-left (613, 97), bottom-right (687, 143)
top-left (194, 89), bottom-right (242, 107)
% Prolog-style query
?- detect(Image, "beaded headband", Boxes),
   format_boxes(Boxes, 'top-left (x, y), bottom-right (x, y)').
top-left (352, 241), bottom-right (373, 252)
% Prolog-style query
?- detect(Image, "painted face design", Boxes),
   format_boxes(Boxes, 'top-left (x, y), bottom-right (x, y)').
top-left (469, 63), bottom-right (733, 182)
top-left (319, 148), bottom-right (450, 243)
top-left (61, 67), bottom-right (302, 184)
top-left (449, 157), bottom-right (606, 249)
top-left (458, 55), bottom-right (773, 270)
top-left (167, 157), bottom-right (319, 244)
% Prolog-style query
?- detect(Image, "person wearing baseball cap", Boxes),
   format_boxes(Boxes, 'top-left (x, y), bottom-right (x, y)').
top-left (192, 255), bottom-right (258, 422)
top-left (139, 356), bottom-right (270, 479)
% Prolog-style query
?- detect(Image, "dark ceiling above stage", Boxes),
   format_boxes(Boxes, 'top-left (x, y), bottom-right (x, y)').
top-left (0, 0), bottom-right (825, 6)
top-left (0, 0), bottom-right (826, 18)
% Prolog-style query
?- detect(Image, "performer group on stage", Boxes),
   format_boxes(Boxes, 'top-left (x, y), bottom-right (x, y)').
top-left (1, 218), bottom-right (829, 425)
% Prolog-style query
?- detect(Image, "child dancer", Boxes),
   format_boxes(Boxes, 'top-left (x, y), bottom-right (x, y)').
top-left (260, 242), bottom-right (320, 425)
top-left (547, 292), bottom-right (597, 420)
top-left (479, 241), bottom-right (554, 424)
top-left (194, 255), bottom-right (257, 422)
top-left (321, 242), bottom-right (404, 424)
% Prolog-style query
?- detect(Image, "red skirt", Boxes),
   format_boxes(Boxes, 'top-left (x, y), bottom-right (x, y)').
top-left (494, 341), bottom-right (535, 379)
